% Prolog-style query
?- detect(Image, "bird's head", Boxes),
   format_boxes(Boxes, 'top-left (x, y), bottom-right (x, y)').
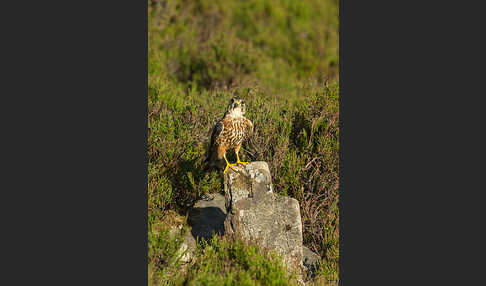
top-left (227, 97), bottom-right (246, 117)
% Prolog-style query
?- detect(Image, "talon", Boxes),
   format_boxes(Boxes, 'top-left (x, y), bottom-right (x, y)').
top-left (237, 160), bottom-right (249, 165)
top-left (235, 153), bottom-right (249, 166)
top-left (223, 161), bottom-right (238, 174)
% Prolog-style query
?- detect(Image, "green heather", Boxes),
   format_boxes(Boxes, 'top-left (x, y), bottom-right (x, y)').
top-left (148, 0), bottom-right (339, 284)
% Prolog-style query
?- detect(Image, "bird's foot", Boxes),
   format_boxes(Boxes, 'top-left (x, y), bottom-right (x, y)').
top-left (235, 153), bottom-right (249, 166)
top-left (223, 162), bottom-right (238, 174)
top-left (236, 160), bottom-right (249, 166)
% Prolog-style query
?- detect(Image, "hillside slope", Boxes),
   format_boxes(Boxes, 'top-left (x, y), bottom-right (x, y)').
top-left (148, 0), bottom-right (339, 284)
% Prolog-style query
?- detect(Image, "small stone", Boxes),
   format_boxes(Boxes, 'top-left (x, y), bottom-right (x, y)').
top-left (177, 230), bottom-right (196, 264)
top-left (302, 246), bottom-right (321, 281)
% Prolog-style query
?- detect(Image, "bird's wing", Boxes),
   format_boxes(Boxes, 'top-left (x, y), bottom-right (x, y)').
top-left (245, 118), bottom-right (254, 138)
top-left (210, 119), bottom-right (224, 146)
top-left (205, 119), bottom-right (224, 161)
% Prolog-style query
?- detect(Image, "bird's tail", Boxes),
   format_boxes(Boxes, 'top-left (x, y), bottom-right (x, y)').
top-left (202, 149), bottom-right (213, 171)
top-left (202, 147), bottom-right (221, 172)
top-left (202, 156), bottom-right (210, 171)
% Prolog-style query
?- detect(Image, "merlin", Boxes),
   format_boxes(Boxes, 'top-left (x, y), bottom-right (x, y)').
top-left (204, 97), bottom-right (254, 173)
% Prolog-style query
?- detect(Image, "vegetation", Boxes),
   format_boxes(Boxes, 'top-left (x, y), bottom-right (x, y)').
top-left (148, 0), bottom-right (339, 284)
top-left (150, 221), bottom-right (301, 286)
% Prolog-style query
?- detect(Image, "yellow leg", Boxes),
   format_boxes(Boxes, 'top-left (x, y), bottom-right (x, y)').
top-left (223, 154), bottom-right (237, 174)
top-left (236, 150), bottom-right (249, 166)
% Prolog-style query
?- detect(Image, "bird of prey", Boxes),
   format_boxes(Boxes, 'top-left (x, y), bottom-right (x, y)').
top-left (204, 97), bottom-right (254, 173)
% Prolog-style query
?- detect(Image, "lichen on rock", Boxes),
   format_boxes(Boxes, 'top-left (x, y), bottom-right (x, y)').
top-left (223, 162), bottom-right (304, 274)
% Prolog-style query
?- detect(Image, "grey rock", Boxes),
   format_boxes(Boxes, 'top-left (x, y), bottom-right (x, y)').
top-left (177, 230), bottom-right (196, 264)
top-left (166, 224), bottom-right (196, 264)
top-left (178, 193), bottom-right (227, 264)
top-left (224, 162), bottom-right (304, 272)
top-left (302, 246), bottom-right (320, 281)
top-left (188, 193), bottom-right (227, 242)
